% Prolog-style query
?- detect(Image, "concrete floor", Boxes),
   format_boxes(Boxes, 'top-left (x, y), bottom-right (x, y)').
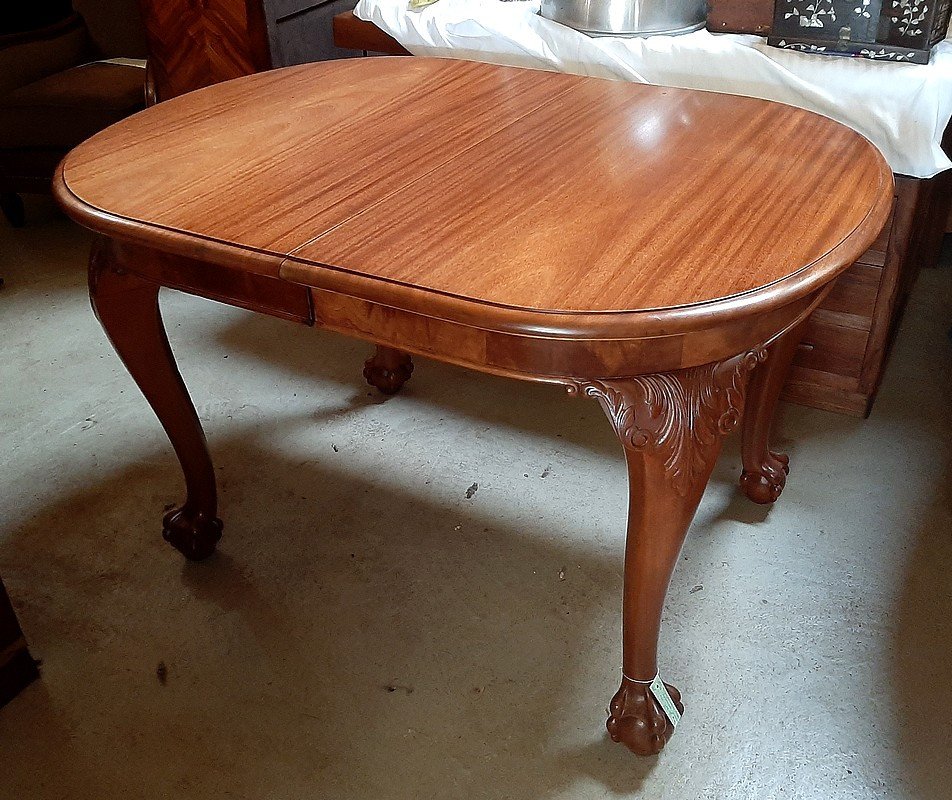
top-left (0, 196), bottom-right (950, 799)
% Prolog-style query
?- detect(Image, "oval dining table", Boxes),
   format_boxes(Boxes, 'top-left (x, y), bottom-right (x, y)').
top-left (53, 57), bottom-right (892, 758)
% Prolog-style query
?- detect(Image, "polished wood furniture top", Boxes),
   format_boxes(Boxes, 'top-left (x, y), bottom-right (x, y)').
top-left (54, 58), bottom-right (892, 759)
top-left (60, 58), bottom-right (889, 346)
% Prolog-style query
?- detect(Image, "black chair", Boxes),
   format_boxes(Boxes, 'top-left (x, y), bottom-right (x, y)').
top-left (0, 0), bottom-right (148, 226)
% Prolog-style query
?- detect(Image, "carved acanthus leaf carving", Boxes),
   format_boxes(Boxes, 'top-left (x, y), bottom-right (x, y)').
top-left (571, 350), bottom-right (767, 494)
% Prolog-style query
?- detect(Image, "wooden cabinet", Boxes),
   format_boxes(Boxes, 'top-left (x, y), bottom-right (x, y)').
top-left (139, 0), bottom-right (358, 103)
top-left (782, 177), bottom-right (932, 416)
top-left (139, 0), bottom-right (271, 101)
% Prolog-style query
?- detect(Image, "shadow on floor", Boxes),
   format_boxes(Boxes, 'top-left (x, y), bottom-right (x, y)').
top-left (212, 311), bottom-right (625, 461)
top-left (0, 427), bottom-right (663, 798)
top-left (210, 309), bottom-right (872, 481)
top-left (4, 239), bottom-right (949, 796)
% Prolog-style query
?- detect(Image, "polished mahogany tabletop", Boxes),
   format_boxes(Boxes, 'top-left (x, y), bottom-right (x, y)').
top-left (57, 57), bottom-right (891, 331)
top-left (54, 57), bottom-right (893, 760)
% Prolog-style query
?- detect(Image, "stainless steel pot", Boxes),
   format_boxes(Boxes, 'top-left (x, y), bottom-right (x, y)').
top-left (540, 0), bottom-right (706, 37)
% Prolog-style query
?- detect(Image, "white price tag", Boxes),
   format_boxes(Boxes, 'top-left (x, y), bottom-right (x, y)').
top-left (649, 674), bottom-right (681, 728)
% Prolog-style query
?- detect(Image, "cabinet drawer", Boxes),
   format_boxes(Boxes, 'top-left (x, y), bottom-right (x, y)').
top-left (794, 318), bottom-right (870, 379)
top-left (817, 262), bottom-right (882, 324)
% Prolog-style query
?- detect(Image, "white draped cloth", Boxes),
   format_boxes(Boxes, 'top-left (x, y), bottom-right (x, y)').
top-left (354, 0), bottom-right (952, 178)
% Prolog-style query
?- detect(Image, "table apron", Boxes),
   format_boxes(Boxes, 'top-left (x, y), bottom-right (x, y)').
top-left (110, 239), bottom-right (314, 325)
top-left (107, 237), bottom-right (828, 383)
top-left (309, 286), bottom-right (827, 383)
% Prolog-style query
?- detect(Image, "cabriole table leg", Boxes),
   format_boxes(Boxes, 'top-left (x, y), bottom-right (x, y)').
top-left (88, 237), bottom-right (222, 560)
top-left (739, 323), bottom-right (806, 504)
top-left (576, 350), bottom-right (765, 755)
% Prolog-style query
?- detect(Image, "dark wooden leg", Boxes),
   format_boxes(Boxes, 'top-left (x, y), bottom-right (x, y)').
top-left (578, 350), bottom-right (764, 755)
top-left (363, 345), bottom-right (413, 394)
top-left (739, 323), bottom-right (805, 504)
top-left (0, 574), bottom-right (39, 707)
top-left (89, 237), bottom-right (222, 560)
top-left (1, 191), bottom-right (25, 227)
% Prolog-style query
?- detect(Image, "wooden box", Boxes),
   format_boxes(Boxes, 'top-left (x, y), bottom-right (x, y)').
top-left (706, 0), bottom-right (774, 34)
top-left (767, 0), bottom-right (952, 63)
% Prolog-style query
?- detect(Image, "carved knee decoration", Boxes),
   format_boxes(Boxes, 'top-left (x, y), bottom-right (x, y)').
top-left (573, 350), bottom-right (765, 755)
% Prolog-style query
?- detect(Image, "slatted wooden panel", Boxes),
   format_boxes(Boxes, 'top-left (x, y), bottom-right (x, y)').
top-left (138, 0), bottom-right (271, 101)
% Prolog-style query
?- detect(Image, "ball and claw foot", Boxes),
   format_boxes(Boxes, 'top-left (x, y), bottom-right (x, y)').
top-left (739, 451), bottom-right (790, 504)
top-left (363, 349), bottom-right (414, 395)
top-left (606, 676), bottom-right (682, 756)
top-left (162, 506), bottom-right (223, 560)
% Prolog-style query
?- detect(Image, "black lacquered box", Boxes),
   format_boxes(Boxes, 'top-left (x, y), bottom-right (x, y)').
top-left (767, 0), bottom-right (951, 63)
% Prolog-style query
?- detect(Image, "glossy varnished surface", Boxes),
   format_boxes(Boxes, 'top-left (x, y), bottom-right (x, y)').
top-left (57, 58), bottom-right (892, 322)
top-left (59, 60), bottom-right (574, 256)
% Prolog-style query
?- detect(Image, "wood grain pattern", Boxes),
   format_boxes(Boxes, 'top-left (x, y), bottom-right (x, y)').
top-left (138, 0), bottom-right (271, 102)
top-left (306, 284), bottom-right (824, 382)
top-left (61, 60), bottom-right (574, 255)
top-left (321, 35), bottom-right (940, 416)
top-left (59, 58), bottom-right (892, 328)
top-left (287, 75), bottom-right (886, 314)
